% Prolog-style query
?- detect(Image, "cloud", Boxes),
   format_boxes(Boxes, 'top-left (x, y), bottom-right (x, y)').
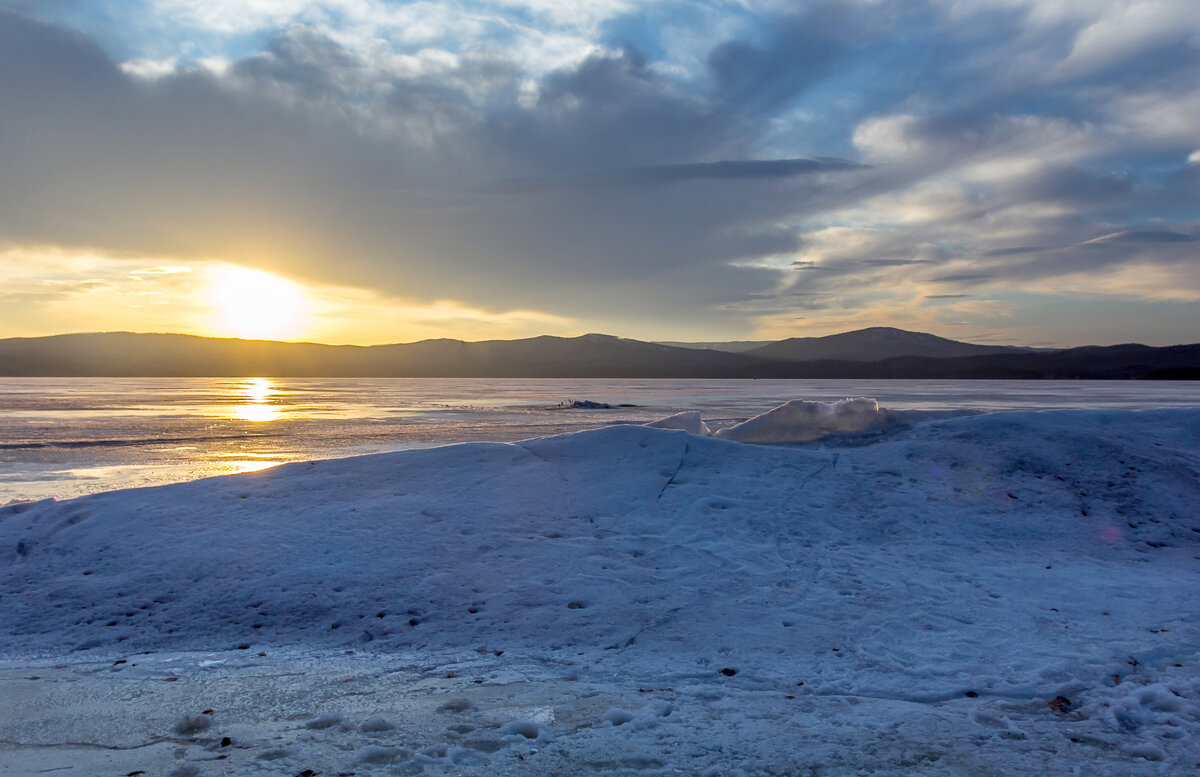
top-left (119, 57), bottom-right (180, 79)
top-left (1082, 229), bottom-right (1198, 245)
top-left (1045, 0), bottom-right (1200, 82)
top-left (0, 244), bottom-right (578, 343)
top-left (149, 0), bottom-right (318, 34)
top-left (489, 157), bottom-right (865, 191)
top-left (0, 9), bottom-right (877, 334)
top-left (0, 0), bottom-right (1198, 344)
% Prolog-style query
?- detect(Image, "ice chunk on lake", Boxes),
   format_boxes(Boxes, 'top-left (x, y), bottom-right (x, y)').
top-left (645, 410), bottom-right (709, 436)
top-left (714, 397), bottom-right (883, 443)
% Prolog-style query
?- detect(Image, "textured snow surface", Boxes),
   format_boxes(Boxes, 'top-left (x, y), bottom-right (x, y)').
top-left (1, 407), bottom-right (1199, 775)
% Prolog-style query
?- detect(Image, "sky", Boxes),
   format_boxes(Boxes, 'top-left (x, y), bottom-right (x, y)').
top-left (0, 0), bottom-right (1197, 347)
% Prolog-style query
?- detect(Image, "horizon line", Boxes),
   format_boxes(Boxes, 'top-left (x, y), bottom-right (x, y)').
top-left (0, 328), bottom-right (1187, 351)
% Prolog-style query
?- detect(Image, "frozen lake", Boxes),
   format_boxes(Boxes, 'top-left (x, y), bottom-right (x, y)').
top-left (3, 377), bottom-right (1199, 502)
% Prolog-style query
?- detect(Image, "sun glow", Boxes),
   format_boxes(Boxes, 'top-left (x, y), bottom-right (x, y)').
top-left (210, 266), bottom-right (306, 340)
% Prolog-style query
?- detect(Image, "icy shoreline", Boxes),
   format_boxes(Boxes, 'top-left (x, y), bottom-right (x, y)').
top-left (2, 406), bottom-right (1199, 775)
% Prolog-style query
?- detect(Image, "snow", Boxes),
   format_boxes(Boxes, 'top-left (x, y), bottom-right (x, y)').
top-left (304, 713), bottom-right (343, 730)
top-left (360, 716), bottom-right (397, 733)
top-left (1, 404), bottom-right (1199, 774)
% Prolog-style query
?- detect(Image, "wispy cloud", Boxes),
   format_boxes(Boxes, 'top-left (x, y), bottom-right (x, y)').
top-left (488, 157), bottom-right (866, 191)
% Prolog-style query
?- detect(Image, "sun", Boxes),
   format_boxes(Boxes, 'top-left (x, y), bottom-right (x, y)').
top-left (209, 266), bottom-right (306, 340)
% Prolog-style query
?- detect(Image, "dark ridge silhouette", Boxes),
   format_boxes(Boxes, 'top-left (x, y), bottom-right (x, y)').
top-left (741, 326), bottom-right (1037, 362)
top-left (656, 340), bottom-right (770, 353)
top-left (0, 331), bottom-right (1196, 379)
top-left (0, 332), bottom-right (775, 378)
top-left (751, 344), bottom-right (1200, 380)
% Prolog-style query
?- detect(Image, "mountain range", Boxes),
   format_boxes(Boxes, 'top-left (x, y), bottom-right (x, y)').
top-left (0, 328), bottom-right (1196, 379)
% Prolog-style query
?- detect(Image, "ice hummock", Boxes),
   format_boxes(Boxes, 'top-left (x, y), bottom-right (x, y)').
top-left (644, 409), bottom-right (710, 436)
top-left (0, 405), bottom-right (1198, 775)
top-left (645, 397), bottom-right (886, 443)
top-left (713, 397), bottom-right (884, 442)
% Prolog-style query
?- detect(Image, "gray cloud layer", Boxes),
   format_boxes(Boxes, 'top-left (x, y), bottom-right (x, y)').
top-left (1, 1), bottom-right (1198, 338)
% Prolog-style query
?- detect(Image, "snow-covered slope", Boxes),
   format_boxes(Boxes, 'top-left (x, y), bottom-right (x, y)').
top-left (1, 407), bottom-right (1198, 775)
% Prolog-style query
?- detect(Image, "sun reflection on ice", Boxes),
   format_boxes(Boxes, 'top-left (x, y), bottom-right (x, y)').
top-left (244, 377), bottom-right (274, 402)
top-left (234, 404), bottom-right (280, 422)
top-left (232, 378), bottom-right (282, 422)
top-left (228, 460), bottom-right (280, 474)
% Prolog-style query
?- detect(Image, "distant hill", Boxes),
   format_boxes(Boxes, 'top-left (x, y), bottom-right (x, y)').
top-left (0, 332), bottom-right (781, 378)
top-left (0, 330), bottom-right (1196, 379)
top-left (742, 327), bottom-right (1036, 362)
top-left (656, 340), bottom-right (771, 353)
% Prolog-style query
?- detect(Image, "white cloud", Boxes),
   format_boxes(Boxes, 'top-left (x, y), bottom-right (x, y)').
top-left (198, 56), bottom-right (232, 75)
top-left (854, 113), bottom-right (1101, 171)
top-left (149, 0), bottom-right (323, 34)
top-left (144, 0), bottom-right (636, 79)
top-left (852, 115), bottom-right (923, 163)
top-left (1105, 87), bottom-right (1200, 144)
top-left (118, 57), bottom-right (179, 79)
top-left (1025, 259), bottom-right (1200, 302)
top-left (484, 0), bottom-right (636, 30)
top-left (1046, 0), bottom-right (1200, 81)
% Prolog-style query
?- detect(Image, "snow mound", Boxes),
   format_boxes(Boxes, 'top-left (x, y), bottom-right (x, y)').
top-left (713, 397), bottom-right (884, 443)
top-left (1, 408), bottom-right (1200, 774)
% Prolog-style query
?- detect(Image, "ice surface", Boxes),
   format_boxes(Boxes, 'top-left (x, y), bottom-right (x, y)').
top-left (9, 378), bottom-right (1200, 503)
top-left (713, 396), bottom-right (885, 442)
top-left (1, 405), bottom-right (1199, 775)
top-left (646, 399), bottom-right (885, 441)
